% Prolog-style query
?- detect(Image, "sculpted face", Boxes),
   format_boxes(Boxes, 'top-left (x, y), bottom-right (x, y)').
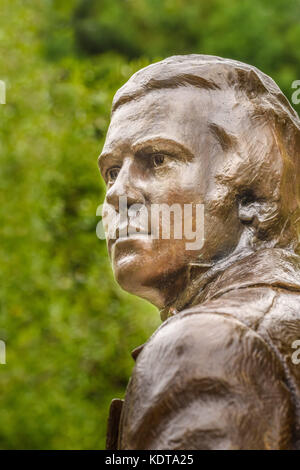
top-left (99, 87), bottom-right (244, 308)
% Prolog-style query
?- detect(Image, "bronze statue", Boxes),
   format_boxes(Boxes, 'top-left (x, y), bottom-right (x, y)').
top-left (98, 55), bottom-right (300, 450)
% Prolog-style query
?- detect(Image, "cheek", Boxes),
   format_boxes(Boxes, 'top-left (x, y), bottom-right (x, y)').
top-left (203, 210), bottom-right (242, 256)
top-left (148, 174), bottom-right (203, 207)
top-left (146, 239), bottom-right (190, 278)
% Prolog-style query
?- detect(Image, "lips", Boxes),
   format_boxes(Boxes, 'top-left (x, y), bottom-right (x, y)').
top-left (108, 224), bottom-right (150, 250)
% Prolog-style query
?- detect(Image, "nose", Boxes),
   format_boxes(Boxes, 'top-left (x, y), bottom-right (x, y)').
top-left (105, 157), bottom-right (145, 211)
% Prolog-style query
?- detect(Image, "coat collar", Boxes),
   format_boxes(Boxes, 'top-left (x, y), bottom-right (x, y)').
top-left (160, 248), bottom-right (300, 321)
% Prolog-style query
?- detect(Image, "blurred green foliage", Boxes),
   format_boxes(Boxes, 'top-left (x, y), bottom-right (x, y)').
top-left (0, 0), bottom-right (299, 449)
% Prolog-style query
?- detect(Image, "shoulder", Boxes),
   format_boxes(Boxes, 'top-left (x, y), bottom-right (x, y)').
top-left (136, 308), bottom-right (285, 389)
top-left (119, 307), bottom-right (292, 449)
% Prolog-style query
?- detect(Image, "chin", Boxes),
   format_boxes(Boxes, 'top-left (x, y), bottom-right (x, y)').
top-left (110, 235), bottom-right (155, 284)
top-left (109, 236), bottom-right (189, 307)
top-left (114, 261), bottom-right (165, 308)
top-left (113, 253), bottom-right (151, 289)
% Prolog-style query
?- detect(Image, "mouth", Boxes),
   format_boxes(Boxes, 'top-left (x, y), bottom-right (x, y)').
top-left (108, 225), bottom-right (150, 250)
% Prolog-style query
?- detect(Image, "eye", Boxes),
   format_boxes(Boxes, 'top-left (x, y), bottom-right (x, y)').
top-left (106, 167), bottom-right (120, 183)
top-left (152, 153), bottom-right (166, 167)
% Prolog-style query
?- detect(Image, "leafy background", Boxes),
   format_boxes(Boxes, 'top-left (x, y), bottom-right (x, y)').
top-left (0, 0), bottom-right (299, 449)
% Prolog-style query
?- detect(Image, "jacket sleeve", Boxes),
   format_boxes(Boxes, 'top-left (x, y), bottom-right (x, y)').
top-left (118, 312), bottom-right (293, 450)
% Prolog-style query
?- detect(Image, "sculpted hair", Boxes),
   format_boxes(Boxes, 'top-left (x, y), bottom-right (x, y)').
top-left (112, 55), bottom-right (300, 252)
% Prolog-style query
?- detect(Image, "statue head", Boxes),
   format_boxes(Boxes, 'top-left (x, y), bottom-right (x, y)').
top-left (98, 55), bottom-right (300, 310)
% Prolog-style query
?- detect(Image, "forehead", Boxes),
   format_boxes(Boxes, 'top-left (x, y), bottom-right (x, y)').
top-left (102, 87), bottom-right (238, 155)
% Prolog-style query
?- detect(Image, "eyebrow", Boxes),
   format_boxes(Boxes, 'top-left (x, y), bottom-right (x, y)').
top-left (132, 137), bottom-right (194, 160)
top-left (98, 151), bottom-right (120, 176)
top-left (98, 137), bottom-right (195, 174)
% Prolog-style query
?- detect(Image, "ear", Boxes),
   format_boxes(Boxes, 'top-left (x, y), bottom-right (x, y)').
top-left (237, 194), bottom-right (278, 235)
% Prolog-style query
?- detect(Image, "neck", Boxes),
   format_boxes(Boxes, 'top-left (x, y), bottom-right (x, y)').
top-left (159, 227), bottom-right (258, 320)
